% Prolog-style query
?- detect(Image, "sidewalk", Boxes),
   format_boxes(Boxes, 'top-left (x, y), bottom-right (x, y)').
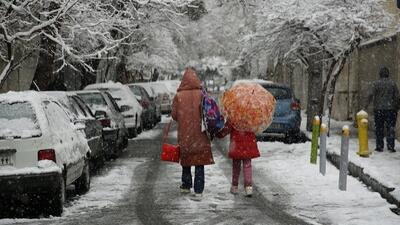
top-left (319, 115), bottom-right (400, 212)
top-left (210, 111), bottom-right (400, 224)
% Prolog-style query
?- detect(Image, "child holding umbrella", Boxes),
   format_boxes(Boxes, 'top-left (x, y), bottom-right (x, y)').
top-left (217, 82), bottom-right (276, 197)
top-left (216, 120), bottom-right (260, 196)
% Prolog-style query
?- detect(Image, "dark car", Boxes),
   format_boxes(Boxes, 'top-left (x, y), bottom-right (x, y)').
top-left (135, 83), bottom-right (162, 123)
top-left (76, 90), bottom-right (128, 159)
top-left (44, 91), bottom-right (105, 169)
top-left (128, 84), bottom-right (157, 128)
top-left (233, 80), bottom-right (301, 141)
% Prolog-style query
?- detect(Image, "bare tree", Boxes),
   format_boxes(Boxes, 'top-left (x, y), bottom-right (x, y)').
top-left (246, 0), bottom-right (394, 130)
top-left (0, 0), bottom-right (195, 89)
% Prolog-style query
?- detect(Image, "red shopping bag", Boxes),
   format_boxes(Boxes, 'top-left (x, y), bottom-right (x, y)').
top-left (161, 121), bottom-right (180, 163)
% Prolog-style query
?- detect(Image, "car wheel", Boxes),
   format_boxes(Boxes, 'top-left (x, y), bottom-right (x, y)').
top-left (103, 140), bottom-right (112, 161)
top-left (153, 116), bottom-right (158, 127)
top-left (94, 154), bottom-right (105, 171)
top-left (121, 134), bottom-right (128, 150)
top-left (137, 117), bottom-right (143, 134)
top-left (128, 127), bottom-right (137, 139)
top-left (49, 176), bottom-right (65, 216)
top-left (131, 116), bottom-right (138, 138)
top-left (285, 131), bottom-right (300, 144)
top-left (96, 139), bottom-right (106, 168)
top-left (75, 160), bottom-right (90, 195)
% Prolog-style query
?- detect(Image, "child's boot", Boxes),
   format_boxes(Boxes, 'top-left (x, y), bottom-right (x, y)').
top-left (230, 186), bottom-right (238, 195)
top-left (244, 186), bottom-right (253, 197)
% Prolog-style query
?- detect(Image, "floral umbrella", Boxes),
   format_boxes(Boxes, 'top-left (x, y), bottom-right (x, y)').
top-left (221, 83), bottom-right (276, 133)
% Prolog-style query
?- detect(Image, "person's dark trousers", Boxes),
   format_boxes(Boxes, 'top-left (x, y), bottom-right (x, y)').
top-left (374, 110), bottom-right (397, 150)
top-left (181, 166), bottom-right (205, 194)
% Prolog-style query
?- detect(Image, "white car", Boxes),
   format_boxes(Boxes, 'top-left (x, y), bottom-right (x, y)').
top-left (134, 83), bottom-right (162, 122)
top-left (0, 91), bottom-right (91, 216)
top-left (158, 80), bottom-right (180, 95)
top-left (148, 82), bottom-right (174, 114)
top-left (84, 81), bottom-right (143, 138)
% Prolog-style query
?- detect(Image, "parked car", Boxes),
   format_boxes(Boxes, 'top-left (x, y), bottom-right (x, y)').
top-left (0, 91), bottom-right (91, 216)
top-left (148, 82), bottom-right (173, 114)
top-left (232, 79), bottom-right (301, 141)
top-left (135, 82), bottom-right (162, 122)
top-left (128, 84), bottom-right (156, 128)
top-left (44, 91), bottom-right (105, 170)
top-left (76, 90), bottom-right (128, 159)
top-left (158, 80), bottom-right (180, 95)
top-left (84, 82), bottom-right (143, 138)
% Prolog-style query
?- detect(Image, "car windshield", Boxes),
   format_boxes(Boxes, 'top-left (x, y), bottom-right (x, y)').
top-left (151, 83), bottom-right (169, 94)
top-left (262, 86), bottom-right (291, 100)
top-left (129, 86), bottom-right (142, 97)
top-left (108, 88), bottom-right (126, 100)
top-left (78, 93), bottom-right (107, 107)
top-left (0, 102), bottom-right (41, 138)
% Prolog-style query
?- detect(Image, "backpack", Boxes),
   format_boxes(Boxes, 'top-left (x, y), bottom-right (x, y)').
top-left (201, 88), bottom-right (224, 139)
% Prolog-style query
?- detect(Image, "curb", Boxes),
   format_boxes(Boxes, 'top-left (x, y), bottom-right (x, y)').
top-left (326, 151), bottom-right (400, 210)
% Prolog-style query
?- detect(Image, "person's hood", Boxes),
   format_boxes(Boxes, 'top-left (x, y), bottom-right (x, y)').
top-left (177, 69), bottom-right (201, 91)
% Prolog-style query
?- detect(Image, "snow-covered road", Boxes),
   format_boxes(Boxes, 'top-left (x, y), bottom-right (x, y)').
top-left (0, 122), bottom-right (310, 225)
top-left (1, 119), bottom-right (398, 225)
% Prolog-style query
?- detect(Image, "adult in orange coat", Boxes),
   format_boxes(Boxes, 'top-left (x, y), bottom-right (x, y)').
top-left (171, 68), bottom-right (214, 196)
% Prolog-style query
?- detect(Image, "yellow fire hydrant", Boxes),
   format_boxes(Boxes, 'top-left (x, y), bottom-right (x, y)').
top-left (356, 110), bottom-right (370, 157)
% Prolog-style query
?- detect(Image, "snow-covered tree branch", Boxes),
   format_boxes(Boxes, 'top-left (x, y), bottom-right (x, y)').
top-left (0, 0), bottom-right (195, 88)
top-left (245, 0), bottom-right (395, 130)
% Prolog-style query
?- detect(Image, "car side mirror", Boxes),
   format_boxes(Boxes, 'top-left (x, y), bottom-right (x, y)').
top-left (95, 110), bottom-right (107, 119)
top-left (120, 105), bottom-right (131, 112)
top-left (113, 97), bottom-right (122, 101)
top-left (74, 122), bottom-right (86, 131)
top-left (74, 119), bottom-right (85, 125)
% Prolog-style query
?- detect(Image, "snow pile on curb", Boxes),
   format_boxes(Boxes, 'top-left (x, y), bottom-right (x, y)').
top-left (253, 141), bottom-right (400, 225)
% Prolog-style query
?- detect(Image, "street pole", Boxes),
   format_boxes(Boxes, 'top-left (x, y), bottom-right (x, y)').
top-left (319, 123), bottom-right (328, 175)
top-left (339, 125), bottom-right (350, 191)
top-left (310, 116), bottom-right (320, 164)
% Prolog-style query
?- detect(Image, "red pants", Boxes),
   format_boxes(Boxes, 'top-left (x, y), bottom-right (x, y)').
top-left (232, 159), bottom-right (252, 187)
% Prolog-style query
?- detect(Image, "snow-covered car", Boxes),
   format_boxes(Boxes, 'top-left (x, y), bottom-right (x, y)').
top-left (76, 90), bottom-right (128, 159)
top-left (158, 80), bottom-right (180, 95)
top-left (148, 82), bottom-right (173, 114)
top-left (84, 82), bottom-right (143, 138)
top-left (134, 82), bottom-right (162, 122)
top-left (43, 91), bottom-right (105, 169)
top-left (128, 84), bottom-right (156, 129)
top-left (232, 79), bottom-right (301, 141)
top-left (0, 91), bottom-right (91, 216)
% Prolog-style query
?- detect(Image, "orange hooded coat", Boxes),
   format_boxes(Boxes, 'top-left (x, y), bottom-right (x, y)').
top-left (171, 69), bottom-right (214, 166)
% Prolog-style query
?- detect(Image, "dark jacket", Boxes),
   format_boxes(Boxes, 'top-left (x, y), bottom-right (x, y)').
top-left (216, 121), bottom-right (260, 160)
top-left (366, 77), bottom-right (400, 111)
top-left (171, 69), bottom-right (214, 166)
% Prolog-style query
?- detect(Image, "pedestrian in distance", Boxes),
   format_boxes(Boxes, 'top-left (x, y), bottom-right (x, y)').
top-left (216, 120), bottom-right (260, 197)
top-left (171, 68), bottom-right (214, 200)
top-left (365, 66), bottom-right (400, 153)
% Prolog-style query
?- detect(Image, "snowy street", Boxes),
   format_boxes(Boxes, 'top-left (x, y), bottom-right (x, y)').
top-left (1, 116), bottom-right (399, 225)
top-left (0, 119), bottom-right (308, 225)
top-left (3, 0), bottom-right (400, 224)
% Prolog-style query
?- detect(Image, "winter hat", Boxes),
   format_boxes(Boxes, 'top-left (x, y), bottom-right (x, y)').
top-left (379, 67), bottom-right (389, 78)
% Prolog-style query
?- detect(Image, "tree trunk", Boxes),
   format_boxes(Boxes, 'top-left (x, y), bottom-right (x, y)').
top-left (306, 58), bottom-right (323, 131)
top-left (32, 35), bottom-right (56, 91)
